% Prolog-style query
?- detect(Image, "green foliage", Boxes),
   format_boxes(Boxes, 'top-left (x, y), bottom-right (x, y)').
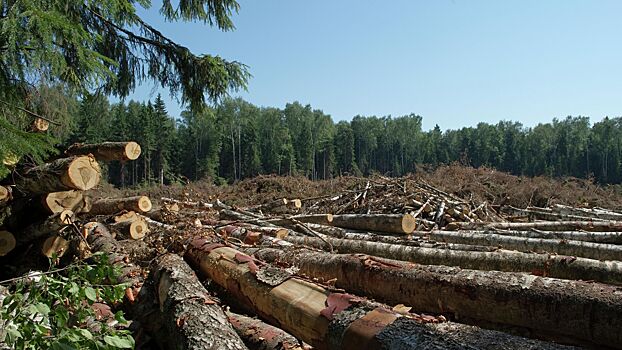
top-left (0, 253), bottom-right (133, 350)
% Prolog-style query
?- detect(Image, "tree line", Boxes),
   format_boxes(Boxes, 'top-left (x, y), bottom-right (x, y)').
top-left (58, 93), bottom-right (622, 185)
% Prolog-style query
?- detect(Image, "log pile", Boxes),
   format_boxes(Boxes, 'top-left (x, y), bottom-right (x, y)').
top-left (4, 150), bottom-right (622, 348)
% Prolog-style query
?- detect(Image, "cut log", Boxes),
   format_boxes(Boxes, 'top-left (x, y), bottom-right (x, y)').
top-left (250, 247), bottom-right (622, 348)
top-left (295, 213), bottom-right (417, 234)
top-left (185, 236), bottom-right (571, 350)
top-left (421, 230), bottom-right (622, 261)
top-left (16, 210), bottom-right (74, 246)
top-left (226, 311), bottom-right (308, 350)
top-left (488, 229), bottom-right (622, 244)
top-left (283, 236), bottom-right (622, 285)
top-left (448, 220), bottom-right (622, 232)
top-left (66, 141), bottom-right (141, 161)
top-left (149, 253), bottom-right (248, 350)
top-left (0, 230), bottom-right (16, 256)
top-left (29, 117), bottom-right (49, 132)
top-left (90, 196), bottom-right (152, 215)
top-left (111, 217), bottom-right (149, 240)
top-left (14, 155), bottom-right (101, 195)
top-left (42, 190), bottom-right (92, 214)
top-left (41, 235), bottom-right (69, 258)
top-left (113, 210), bottom-right (139, 223)
top-left (161, 197), bottom-right (213, 209)
top-left (217, 225), bottom-right (292, 247)
top-left (0, 185), bottom-right (11, 206)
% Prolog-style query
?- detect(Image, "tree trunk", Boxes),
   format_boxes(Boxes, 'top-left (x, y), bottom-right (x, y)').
top-left (283, 236), bottom-right (622, 285)
top-left (42, 190), bottom-right (92, 214)
top-left (0, 230), bottom-right (15, 256)
top-left (185, 237), bottom-right (571, 350)
top-left (111, 217), bottom-right (149, 240)
top-left (486, 228), bottom-right (622, 244)
top-left (66, 141), bottom-right (141, 161)
top-left (90, 196), bottom-right (152, 215)
top-left (449, 220), bottom-right (622, 232)
top-left (294, 213), bottom-right (417, 234)
top-left (16, 210), bottom-right (74, 247)
top-left (421, 230), bottom-right (622, 261)
top-left (226, 311), bottom-right (308, 350)
top-left (14, 155), bottom-right (101, 195)
top-left (149, 254), bottom-right (248, 350)
top-left (250, 247), bottom-right (622, 348)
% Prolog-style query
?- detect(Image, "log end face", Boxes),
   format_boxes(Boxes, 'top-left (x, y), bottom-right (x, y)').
top-left (0, 231), bottom-right (16, 256)
top-left (402, 214), bottom-right (417, 234)
top-left (138, 196), bottom-right (152, 213)
top-left (125, 142), bottom-right (141, 160)
top-left (130, 219), bottom-right (149, 240)
top-left (0, 185), bottom-right (9, 202)
top-left (66, 156), bottom-right (101, 190)
top-left (41, 235), bottom-right (69, 258)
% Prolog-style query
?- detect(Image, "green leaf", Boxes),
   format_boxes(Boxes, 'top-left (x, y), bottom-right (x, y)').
top-left (35, 302), bottom-right (51, 315)
top-left (85, 287), bottom-right (97, 302)
top-left (103, 335), bottom-right (134, 348)
top-left (77, 328), bottom-right (93, 340)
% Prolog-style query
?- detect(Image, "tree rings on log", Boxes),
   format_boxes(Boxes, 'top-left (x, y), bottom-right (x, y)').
top-left (43, 190), bottom-right (92, 214)
top-left (41, 235), bottom-right (69, 258)
top-left (0, 186), bottom-right (10, 205)
top-left (0, 231), bottom-right (16, 256)
top-left (66, 141), bottom-right (142, 161)
top-left (113, 217), bottom-right (149, 240)
top-left (30, 118), bottom-right (49, 132)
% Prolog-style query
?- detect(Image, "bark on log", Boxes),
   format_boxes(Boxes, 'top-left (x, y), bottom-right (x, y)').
top-left (111, 217), bottom-right (149, 240)
top-left (421, 230), bottom-right (622, 261)
top-left (449, 220), bottom-right (622, 232)
top-left (250, 247), bottom-right (622, 348)
top-left (0, 230), bottom-right (16, 256)
top-left (14, 155), bottom-right (101, 195)
top-left (185, 237), bottom-right (571, 350)
top-left (161, 197), bottom-right (213, 209)
top-left (90, 196), bottom-right (152, 215)
top-left (487, 229), bottom-right (622, 244)
top-left (216, 225), bottom-right (292, 247)
top-left (226, 311), bottom-right (308, 350)
top-left (66, 141), bottom-right (141, 161)
top-left (42, 190), bottom-right (92, 214)
top-left (16, 210), bottom-right (74, 247)
top-left (501, 206), bottom-right (607, 222)
top-left (553, 204), bottom-right (622, 221)
top-left (283, 236), bottom-right (622, 285)
top-left (298, 214), bottom-right (417, 234)
top-left (149, 253), bottom-right (248, 350)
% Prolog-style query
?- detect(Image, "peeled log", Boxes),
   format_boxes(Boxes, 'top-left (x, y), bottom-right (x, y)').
top-left (66, 141), bottom-right (141, 161)
top-left (251, 247), bottom-right (622, 348)
top-left (449, 220), bottom-right (622, 232)
top-left (14, 155), bottom-right (101, 195)
top-left (43, 190), bottom-right (92, 214)
top-left (226, 311), bottom-right (307, 350)
top-left (284, 236), bottom-right (622, 285)
top-left (185, 237), bottom-right (570, 350)
top-left (0, 230), bottom-right (16, 256)
top-left (90, 196), bottom-right (152, 215)
top-left (112, 217), bottom-right (149, 240)
top-left (150, 254), bottom-right (248, 350)
top-left (421, 230), bottom-right (622, 261)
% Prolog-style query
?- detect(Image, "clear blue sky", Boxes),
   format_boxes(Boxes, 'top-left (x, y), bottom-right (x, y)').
top-left (129, 0), bottom-right (622, 130)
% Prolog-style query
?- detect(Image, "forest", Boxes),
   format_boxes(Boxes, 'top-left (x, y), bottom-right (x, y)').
top-left (31, 89), bottom-right (622, 186)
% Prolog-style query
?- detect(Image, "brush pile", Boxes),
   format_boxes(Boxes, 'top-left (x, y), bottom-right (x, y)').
top-left (2, 142), bottom-right (622, 349)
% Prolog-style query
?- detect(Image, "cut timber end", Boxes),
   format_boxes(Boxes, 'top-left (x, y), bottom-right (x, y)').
top-left (59, 210), bottom-right (74, 225)
top-left (275, 228), bottom-right (289, 239)
top-left (136, 196), bottom-right (152, 212)
top-left (291, 199), bottom-right (302, 209)
top-left (61, 156), bottom-right (101, 190)
top-left (402, 214), bottom-right (417, 233)
top-left (41, 235), bottom-right (69, 258)
top-left (2, 153), bottom-right (19, 166)
top-left (30, 118), bottom-right (49, 132)
top-left (66, 141), bottom-right (141, 161)
top-left (0, 186), bottom-right (9, 203)
top-left (113, 211), bottom-right (138, 223)
top-left (124, 142), bottom-right (141, 160)
top-left (129, 219), bottom-right (148, 240)
top-left (43, 190), bottom-right (89, 214)
top-left (0, 231), bottom-right (16, 256)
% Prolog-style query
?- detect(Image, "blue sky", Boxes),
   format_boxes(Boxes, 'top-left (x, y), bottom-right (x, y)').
top-left (129, 0), bottom-right (622, 130)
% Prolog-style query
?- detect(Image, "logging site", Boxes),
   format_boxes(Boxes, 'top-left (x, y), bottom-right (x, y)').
top-left (2, 1), bottom-right (622, 349)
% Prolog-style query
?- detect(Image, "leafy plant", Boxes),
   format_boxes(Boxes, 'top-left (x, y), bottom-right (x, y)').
top-left (0, 253), bottom-right (134, 349)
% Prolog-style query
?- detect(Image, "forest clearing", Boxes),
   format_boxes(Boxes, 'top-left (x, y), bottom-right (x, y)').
top-left (1, 141), bottom-right (622, 349)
